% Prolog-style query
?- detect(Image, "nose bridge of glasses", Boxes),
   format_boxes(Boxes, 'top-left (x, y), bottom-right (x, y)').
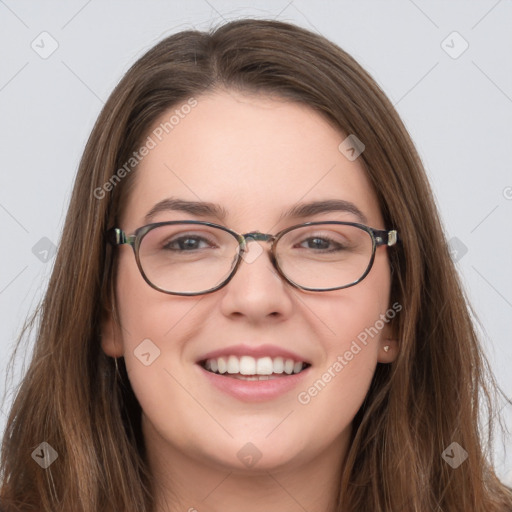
top-left (242, 232), bottom-right (274, 243)
top-left (239, 232), bottom-right (276, 254)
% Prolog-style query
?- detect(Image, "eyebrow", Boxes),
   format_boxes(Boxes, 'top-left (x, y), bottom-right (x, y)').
top-left (144, 197), bottom-right (367, 224)
top-left (144, 198), bottom-right (229, 223)
top-left (278, 199), bottom-right (367, 224)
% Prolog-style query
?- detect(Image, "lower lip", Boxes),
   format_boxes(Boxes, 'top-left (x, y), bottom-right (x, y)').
top-left (197, 364), bottom-right (311, 402)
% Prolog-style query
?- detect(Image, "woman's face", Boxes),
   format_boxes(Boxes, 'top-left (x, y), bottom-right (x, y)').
top-left (102, 90), bottom-right (397, 474)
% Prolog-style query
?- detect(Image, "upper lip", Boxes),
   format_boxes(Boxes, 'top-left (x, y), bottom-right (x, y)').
top-left (197, 344), bottom-right (311, 364)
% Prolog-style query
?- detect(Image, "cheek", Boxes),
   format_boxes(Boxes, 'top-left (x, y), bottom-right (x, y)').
top-left (112, 253), bottom-right (197, 395)
top-left (113, 263), bottom-right (208, 448)
top-left (285, 314), bottom-right (384, 467)
top-left (114, 251), bottom-right (199, 344)
top-left (318, 249), bottom-right (392, 353)
top-left (295, 251), bottom-right (392, 422)
top-left (293, 347), bottom-right (375, 458)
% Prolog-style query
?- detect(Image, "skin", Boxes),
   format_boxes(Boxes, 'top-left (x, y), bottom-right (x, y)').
top-left (102, 89), bottom-right (398, 512)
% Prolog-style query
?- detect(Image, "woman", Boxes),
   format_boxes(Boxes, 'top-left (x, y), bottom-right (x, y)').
top-left (1, 18), bottom-right (511, 512)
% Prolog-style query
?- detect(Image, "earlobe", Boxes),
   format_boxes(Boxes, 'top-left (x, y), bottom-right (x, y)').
top-left (100, 308), bottom-right (124, 358)
top-left (378, 320), bottom-right (399, 363)
top-left (378, 338), bottom-right (398, 363)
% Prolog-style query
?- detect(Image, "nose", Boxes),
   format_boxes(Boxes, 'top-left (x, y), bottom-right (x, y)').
top-left (218, 237), bottom-right (294, 321)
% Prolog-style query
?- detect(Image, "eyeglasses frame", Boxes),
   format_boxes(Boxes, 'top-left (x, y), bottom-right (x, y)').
top-left (107, 220), bottom-right (398, 296)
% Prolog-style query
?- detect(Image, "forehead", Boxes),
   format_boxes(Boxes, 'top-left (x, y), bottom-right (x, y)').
top-left (121, 90), bottom-right (383, 231)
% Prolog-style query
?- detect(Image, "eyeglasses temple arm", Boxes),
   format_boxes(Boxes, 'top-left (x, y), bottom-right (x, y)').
top-left (107, 228), bottom-right (127, 246)
top-left (373, 229), bottom-right (398, 247)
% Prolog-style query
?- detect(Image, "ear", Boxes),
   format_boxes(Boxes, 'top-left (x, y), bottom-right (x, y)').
top-left (100, 306), bottom-right (124, 358)
top-left (377, 321), bottom-right (399, 364)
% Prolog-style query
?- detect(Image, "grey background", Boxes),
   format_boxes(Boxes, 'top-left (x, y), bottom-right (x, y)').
top-left (1, 0), bottom-right (511, 483)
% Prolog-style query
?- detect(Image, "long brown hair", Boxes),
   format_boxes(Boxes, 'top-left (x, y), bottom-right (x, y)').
top-left (1, 18), bottom-right (511, 512)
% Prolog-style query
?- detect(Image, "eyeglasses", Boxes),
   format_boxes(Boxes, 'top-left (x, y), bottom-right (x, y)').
top-left (108, 220), bottom-right (398, 296)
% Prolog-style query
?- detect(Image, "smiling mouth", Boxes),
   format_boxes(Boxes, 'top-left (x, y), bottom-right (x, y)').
top-left (199, 355), bottom-right (311, 381)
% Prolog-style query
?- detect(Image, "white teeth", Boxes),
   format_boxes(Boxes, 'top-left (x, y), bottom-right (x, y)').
top-left (256, 357), bottom-right (273, 375)
top-left (239, 355), bottom-right (256, 375)
top-left (233, 375), bottom-right (271, 381)
top-left (217, 356), bottom-right (227, 374)
top-left (227, 355), bottom-right (239, 374)
top-left (273, 357), bottom-right (284, 374)
top-left (203, 355), bottom-right (307, 376)
top-left (284, 359), bottom-right (295, 375)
